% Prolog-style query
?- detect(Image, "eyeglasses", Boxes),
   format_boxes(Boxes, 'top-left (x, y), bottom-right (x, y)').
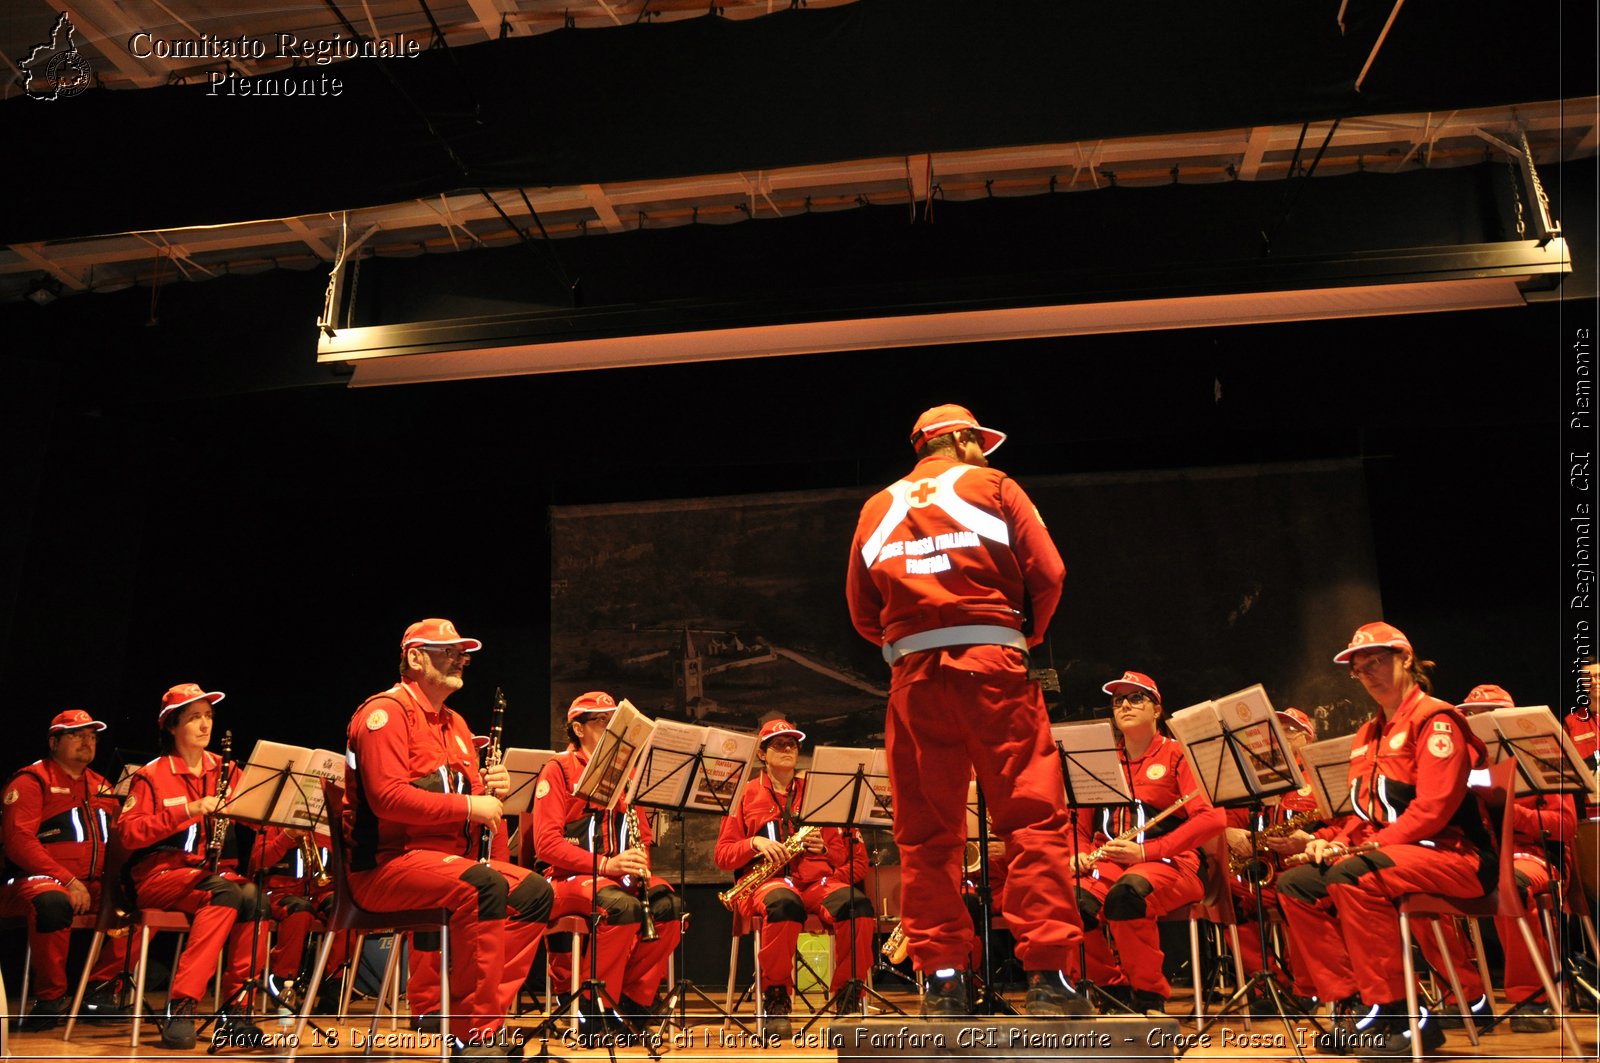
top-left (764, 738), bottom-right (800, 751)
top-left (575, 713), bottom-right (610, 727)
top-left (1347, 651), bottom-right (1396, 680)
top-left (419, 645), bottom-right (471, 663)
top-left (1111, 692), bottom-right (1153, 708)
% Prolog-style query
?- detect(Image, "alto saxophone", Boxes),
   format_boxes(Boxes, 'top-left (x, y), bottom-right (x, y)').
top-left (204, 730), bottom-right (233, 873)
top-left (717, 825), bottom-right (816, 910)
top-left (1229, 809), bottom-right (1320, 885)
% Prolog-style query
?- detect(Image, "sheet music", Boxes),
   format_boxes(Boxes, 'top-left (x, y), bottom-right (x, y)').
top-left (574, 698), bottom-right (655, 810)
top-left (1299, 734), bottom-right (1356, 820)
top-left (1167, 699), bottom-right (1247, 804)
top-left (1051, 720), bottom-right (1132, 806)
top-left (689, 726), bottom-right (759, 814)
top-left (225, 741), bottom-right (344, 829)
top-left (112, 763), bottom-right (139, 798)
top-left (501, 747), bottom-right (557, 815)
top-left (1214, 684), bottom-right (1304, 793)
top-left (1474, 705), bottom-right (1598, 796)
top-left (632, 718), bottom-right (703, 808)
top-left (802, 746), bottom-right (892, 827)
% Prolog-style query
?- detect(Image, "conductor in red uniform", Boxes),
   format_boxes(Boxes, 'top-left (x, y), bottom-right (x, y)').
top-left (343, 619), bottom-right (554, 1058)
top-left (0, 710), bottom-right (129, 1029)
top-left (845, 403), bottom-right (1088, 1017)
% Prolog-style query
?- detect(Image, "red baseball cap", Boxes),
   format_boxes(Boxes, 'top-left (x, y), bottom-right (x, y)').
top-left (159, 683), bottom-right (224, 724)
top-left (1277, 707), bottom-right (1315, 736)
top-left (400, 618), bottom-right (483, 654)
top-left (1103, 670), bottom-right (1161, 702)
top-left (1456, 684), bottom-right (1514, 713)
top-left (1332, 622), bottom-right (1414, 664)
top-left (909, 403), bottom-right (1006, 456)
top-left (48, 709), bottom-right (107, 734)
top-left (758, 719), bottom-right (806, 746)
top-left (566, 691), bottom-right (618, 720)
top-left (472, 734), bottom-right (490, 750)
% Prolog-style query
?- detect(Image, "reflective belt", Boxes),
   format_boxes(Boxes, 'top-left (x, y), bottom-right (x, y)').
top-left (883, 624), bottom-right (1027, 664)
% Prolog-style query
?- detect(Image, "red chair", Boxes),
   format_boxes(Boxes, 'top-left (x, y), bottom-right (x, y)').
top-left (285, 781), bottom-right (454, 1063)
top-left (1396, 759), bottom-right (1585, 1061)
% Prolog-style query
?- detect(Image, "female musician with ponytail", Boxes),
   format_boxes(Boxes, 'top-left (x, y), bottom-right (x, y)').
top-left (1276, 623), bottom-right (1493, 1058)
top-left (1072, 670), bottom-right (1224, 1016)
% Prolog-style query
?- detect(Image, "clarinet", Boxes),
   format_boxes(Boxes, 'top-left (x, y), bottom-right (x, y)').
top-left (204, 730), bottom-right (233, 873)
top-left (478, 688), bottom-right (506, 862)
top-left (623, 806), bottom-right (660, 942)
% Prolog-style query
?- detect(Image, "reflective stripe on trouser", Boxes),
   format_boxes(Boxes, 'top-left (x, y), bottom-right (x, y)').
top-left (0, 878), bottom-right (127, 1000)
top-left (350, 852), bottom-right (547, 1040)
top-left (886, 644), bottom-right (1083, 974)
top-left (1277, 844), bottom-right (1488, 1004)
top-left (131, 866), bottom-right (265, 1003)
top-left (1074, 857), bottom-right (1201, 998)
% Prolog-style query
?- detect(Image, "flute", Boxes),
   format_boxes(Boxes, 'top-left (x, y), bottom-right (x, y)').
top-left (1084, 789), bottom-right (1198, 863)
top-left (1282, 840), bottom-right (1380, 868)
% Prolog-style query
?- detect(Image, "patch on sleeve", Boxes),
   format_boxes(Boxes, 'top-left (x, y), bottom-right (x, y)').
top-left (366, 708), bottom-right (389, 731)
top-left (1427, 733), bottom-right (1454, 759)
top-left (3, 788), bottom-right (17, 806)
top-left (535, 778), bottom-right (551, 800)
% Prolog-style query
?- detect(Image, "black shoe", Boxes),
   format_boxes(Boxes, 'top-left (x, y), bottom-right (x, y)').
top-left (1023, 970), bottom-right (1094, 1017)
top-left (920, 969), bottom-right (970, 1018)
top-left (1433, 992), bottom-right (1490, 1030)
top-left (1093, 982), bottom-right (1136, 1015)
top-left (1130, 988), bottom-right (1167, 1016)
top-left (81, 980), bottom-right (133, 1025)
top-left (1313, 994), bottom-right (1366, 1056)
top-left (834, 983), bottom-right (865, 1016)
top-left (1360, 1004), bottom-right (1446, 1059)
top-left (17, 995), bottom-right (68, 1032)
top-left (213, 1006), bottom-right (265, 1049)
top-left (1506, 998), bottom-right (1557, 1033)
top-left (160, 998), bottom-right (199, 1051)
top-left (761, 984), bottom-right (793, 1038)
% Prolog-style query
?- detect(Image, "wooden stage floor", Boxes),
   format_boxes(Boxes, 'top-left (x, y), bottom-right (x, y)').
top-left (6, 985), bottom-right (1596, 1060)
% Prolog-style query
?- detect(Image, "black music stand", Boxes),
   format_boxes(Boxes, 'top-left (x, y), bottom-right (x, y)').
top-left (1055, 722), bottom-right (1141, 1016)
top-left (791, 753), bottom-right (904, 1036)
top-left (196, 759), bottom-right (336, 1053)
top-left (962, 784), bottom-right (1017, 1016)
top-left (627, 742), bottom-right (758, 1038)
top-left (1174, 712), bottom-right (1308, 1061)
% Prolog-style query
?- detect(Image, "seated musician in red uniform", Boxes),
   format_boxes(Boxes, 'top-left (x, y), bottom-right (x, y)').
top-left (255, 825), bottom-right (344, 1012)
top-left (117, 684), bottom-right (271, 1050)
top-left (343, 619), bottom-right (555, 1059)
top-left (713, 719), bottom-right (875, 1034)
top-left (1456, 683), bottom-right (1575, 1032)
top-left (529, 692), bottom-right (683, 1043)
top-left (1073, 670), bottom-right (1224, 1016)
top-left (1, 710), bottom-right (130, 1029)
top-left (1275, 623), bottom-right (1494, 1059)
top-left (1567, 659), bottom-right (1599, 775)
top-left (1224, 707), bottom-right (1324, 1007)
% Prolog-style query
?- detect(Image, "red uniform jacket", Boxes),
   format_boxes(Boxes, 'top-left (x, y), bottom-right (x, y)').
top-left (1076, 734), bottom-right (1225, 861)
top-left (118, 752), bottom-right (244, 879)
top-left (1335, 687), bottom-right (1491, 852)
top-left (343, 681), bottom-right (484, 870)
top-left (530, 748), bottom-right (654, 878)
top-left (3, 759), bottom-right (117, 884)
top-left (847, 455), bottom-right (1064, 650)
top-left (1565, 710), bottom-right (1598, 768)
top-left (713, 772), bottom-right (867, 888)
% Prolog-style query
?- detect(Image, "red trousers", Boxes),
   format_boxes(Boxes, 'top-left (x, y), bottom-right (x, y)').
top-left (0, 876), bottom-right (127, 1001)
top-left (734, 878), bottom-right (876, 994)
top-left (131, 867), bottom-right (266, 1005)
top-left (1277, 843), bottom-right (1488, 1005)
top-left (265, 890), bottom-right (345, 982)
top-left (350, 852), bottom-right (547, 1039)
top-left (540, 876), bottom-right (680, 1008)
top-left (1075, 856), bottom-right (1201, 998)
top-left (885, 645), bottom-right (1083, 974)
top-left (1497, 854), bottom-right (1557, 1004)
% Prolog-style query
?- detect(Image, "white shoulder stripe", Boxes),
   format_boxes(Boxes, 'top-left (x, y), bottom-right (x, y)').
top-left (933, 467), bottom-right (1010, 546)
top-left (859, 483), bottom-right (911, 567)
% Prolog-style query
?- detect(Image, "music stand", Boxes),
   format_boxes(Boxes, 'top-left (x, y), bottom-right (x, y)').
top-left (1053, 719), bottom-right (1139, 1015)
top-left (198, 757), bottom-right (338, 1053)
top-left (1169, 694), bottom-right (1308, 1061)
top-left (792, 748), bottom-right (903, 1035)
top-left (627, 740), bottom-right (759, 1038)
top-left (962, 783), bottom-right (1017, 1016)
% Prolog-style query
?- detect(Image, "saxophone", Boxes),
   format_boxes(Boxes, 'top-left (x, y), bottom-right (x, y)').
top-left (1229, 809), bottom-right (1320, 884)
top-left (623, 806), bottom-right (659, 941)
top-left (717, 825), bottom-right (815, 910)
top-left (300, 833), bottom-right (333, 889)
top-left (204, 730), bottom-right (233, 873)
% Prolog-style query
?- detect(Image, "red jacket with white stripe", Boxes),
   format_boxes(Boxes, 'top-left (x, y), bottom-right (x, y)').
top-left (847, 455), bottom-right (1064, 652)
